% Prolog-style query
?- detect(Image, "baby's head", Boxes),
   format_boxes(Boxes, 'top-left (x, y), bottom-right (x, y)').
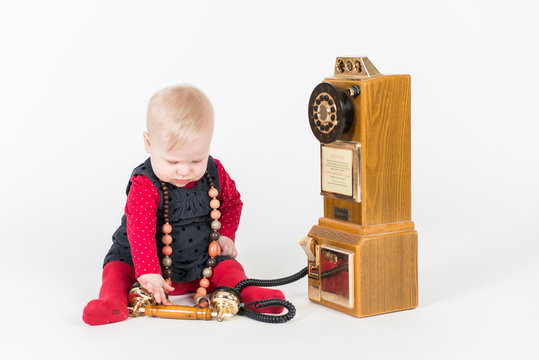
top-left (143, 85), bottom-right (214, 187)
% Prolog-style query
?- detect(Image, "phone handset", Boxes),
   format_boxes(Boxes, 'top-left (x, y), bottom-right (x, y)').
top-left (127, 268), bottom-right (308, 323)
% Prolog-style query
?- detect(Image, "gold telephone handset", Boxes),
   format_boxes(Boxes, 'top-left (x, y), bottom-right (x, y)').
top-left (127, 268), bottom-right (308, 323)
top-left (128, 283), bottom-right (239, 322)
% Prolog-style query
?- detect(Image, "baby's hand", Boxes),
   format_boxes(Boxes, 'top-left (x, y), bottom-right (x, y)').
top-left (218, 236), bottom-right (238, 258)
top-left (137, 273), bottom-right (175, 305)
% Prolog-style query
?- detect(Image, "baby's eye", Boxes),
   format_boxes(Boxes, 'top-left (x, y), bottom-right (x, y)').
top-left (192, 160), bottom-right (202, 164)
top-left (167, 160), bottom-right (179, 165)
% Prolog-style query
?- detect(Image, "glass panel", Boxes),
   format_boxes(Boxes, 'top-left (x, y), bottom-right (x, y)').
top-left (320, 246), bottom-right (354, 308)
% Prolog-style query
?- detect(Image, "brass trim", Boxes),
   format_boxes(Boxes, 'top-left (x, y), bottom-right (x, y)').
top-left (301, 237), bottom-right (320, 280)
top-left (308, 264), bottom-right (319, 280)
top-left (210, 288), bottom-right (240, 322)
top-left (128, 285), bottom-right (156, 317)
top-left (332, 56), bottom-right (381, 80)
top-left (308, 282), bottom-right (321, 301)
top-left (320, 140), bottom-right (361, 203)
top-left (299, 236), bottom-right (316, 262)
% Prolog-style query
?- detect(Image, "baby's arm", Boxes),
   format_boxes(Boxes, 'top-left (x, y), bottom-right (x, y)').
top-left (126, 175), bottom-right (173, 303)
top-left (214, 159), bottom-right (243, 249)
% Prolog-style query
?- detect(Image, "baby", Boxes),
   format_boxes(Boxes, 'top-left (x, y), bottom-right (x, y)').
top-left (83, 85), bottom-right (284, 325)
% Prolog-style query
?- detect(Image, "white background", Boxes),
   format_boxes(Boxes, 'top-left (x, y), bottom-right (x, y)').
top-left (1, 0), bottom-right (538, 359)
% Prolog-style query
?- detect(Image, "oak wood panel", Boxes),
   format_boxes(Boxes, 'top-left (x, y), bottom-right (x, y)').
top-left (359, 231), bottom-right (418, 316)
top-left (318, 217), bottom-right (415, 236)
top-left (322, 75), bottom-right (411, 226)
top-left (307, 224), bottom-right (417, 317)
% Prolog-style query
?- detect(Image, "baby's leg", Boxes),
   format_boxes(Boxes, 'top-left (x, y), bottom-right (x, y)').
top-left (82, 261), bottom-right (136, 325)
top-left (168, 279), bottom-right (198, 296)
top-left (210, 259), bottom-right (285, 313)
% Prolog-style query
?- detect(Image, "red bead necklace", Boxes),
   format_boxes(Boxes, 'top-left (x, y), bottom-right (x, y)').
top-left (160, 172), bottom-right (221, 307)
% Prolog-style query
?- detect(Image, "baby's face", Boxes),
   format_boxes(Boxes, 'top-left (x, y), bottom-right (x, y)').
top-left (144, 128), bottom-right (211, 188)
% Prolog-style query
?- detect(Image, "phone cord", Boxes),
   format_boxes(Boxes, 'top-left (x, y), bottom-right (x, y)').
top-left (234, 266), bottom-right (308, 323)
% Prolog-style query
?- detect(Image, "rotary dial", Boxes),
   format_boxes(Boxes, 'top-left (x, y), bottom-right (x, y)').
top-left (312, 92), bottom-right (337, 134)
top-left (308, 82), bottom-right (354, 143)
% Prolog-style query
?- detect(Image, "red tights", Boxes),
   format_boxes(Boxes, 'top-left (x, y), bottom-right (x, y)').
top-left (83, 260), bottom-right (284, 325)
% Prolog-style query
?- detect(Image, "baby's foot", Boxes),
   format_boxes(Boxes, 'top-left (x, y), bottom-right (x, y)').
top-left (82, 299), bottom-right (129, 325)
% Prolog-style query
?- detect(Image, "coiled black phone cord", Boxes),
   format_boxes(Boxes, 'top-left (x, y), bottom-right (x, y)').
top-left (234, 266), bottom-right (308, 323)
top-left (238, 299), bottom-right (296, 323)
top-left (234, 266), bottom-right (308, 291)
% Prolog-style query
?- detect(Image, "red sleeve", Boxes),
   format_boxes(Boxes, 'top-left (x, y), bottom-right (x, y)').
top-left (214, 158), bottom-right (243, 241)
top-left (125, 174), bottom-right (162, 278)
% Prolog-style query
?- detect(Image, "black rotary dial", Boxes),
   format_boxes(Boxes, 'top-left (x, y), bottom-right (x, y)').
top-left (308, 82), bottom-right (354, 143)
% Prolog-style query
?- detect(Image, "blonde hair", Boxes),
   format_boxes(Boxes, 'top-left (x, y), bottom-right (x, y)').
top-left (146, 85), bottom-right (214, 150)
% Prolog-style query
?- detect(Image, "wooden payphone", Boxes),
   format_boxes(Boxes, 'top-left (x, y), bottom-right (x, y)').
top-left (300, 57), bottom-right (418, 317)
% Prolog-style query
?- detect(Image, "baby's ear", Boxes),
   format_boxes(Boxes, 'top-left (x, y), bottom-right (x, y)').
top-left (143, 131), bottom-right (151, 153)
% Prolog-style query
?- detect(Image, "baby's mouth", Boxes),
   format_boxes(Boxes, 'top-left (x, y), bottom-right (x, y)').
top-left (174, 179), bottom-right (190, 185)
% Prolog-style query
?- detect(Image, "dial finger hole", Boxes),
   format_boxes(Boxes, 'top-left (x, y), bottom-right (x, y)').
top-left (319, 105), bottom-right (328, 121)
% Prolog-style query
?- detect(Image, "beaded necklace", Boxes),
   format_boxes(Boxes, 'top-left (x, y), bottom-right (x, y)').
top-left (159, 171), bottom-right (221, 307)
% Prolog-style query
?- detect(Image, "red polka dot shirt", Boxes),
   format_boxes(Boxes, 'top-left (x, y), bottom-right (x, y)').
top-left (125, 159), bottom-right (242, 278)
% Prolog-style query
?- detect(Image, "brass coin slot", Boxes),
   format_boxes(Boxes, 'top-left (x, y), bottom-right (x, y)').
top-left (354, 60), bottom-right (362, 73)
top-left (336, 59), bottom-right (346, 73)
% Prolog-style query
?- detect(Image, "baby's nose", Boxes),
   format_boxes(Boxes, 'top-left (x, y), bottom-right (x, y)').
top-left (176, 165), bottom-right (190, 176)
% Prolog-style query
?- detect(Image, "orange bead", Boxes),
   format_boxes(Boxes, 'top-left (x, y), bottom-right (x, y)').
top-left (165, 278), bottom-right (172, 286)
top-left (211, 209), bottom-right (221, 220)
top-left (200, 278), bottom-right (210, 288)
top-left (199, 300), bottom-right (209, 308)
top-left (162, 245), bottom-right (172, 256)
top-left (208, 241), bottom-right (220, 258)
top-left (162, 234), bottom-right (172, 245)
top-left (162, 223), bottom-right (172, 234)
top-left (209, 199), bottom-right (220, 209)
top-left (208, 188), bottom-right (218, 198)
top-left (196, 287), bottom-right (207, 297)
